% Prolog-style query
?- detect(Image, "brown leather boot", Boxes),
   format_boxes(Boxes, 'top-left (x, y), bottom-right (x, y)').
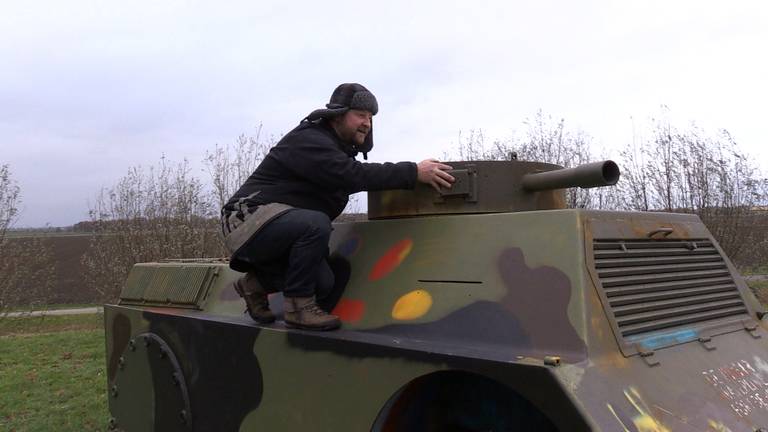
top-left (283, 296), bottom-right (341, 331)
top-left (233, 273), bottom-right (276, 324)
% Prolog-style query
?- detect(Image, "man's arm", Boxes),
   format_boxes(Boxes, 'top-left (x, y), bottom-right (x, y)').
top-left (285, 131), bottom-right (455, 192)
top-left (285, 134), bottom-right (416, 192)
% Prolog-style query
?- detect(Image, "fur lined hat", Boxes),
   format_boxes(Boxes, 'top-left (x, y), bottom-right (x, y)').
top-left (305, 83), bottom-right (378, 159)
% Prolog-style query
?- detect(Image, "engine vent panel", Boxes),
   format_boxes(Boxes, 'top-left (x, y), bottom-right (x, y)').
top-left (119, 264), bottom-right (219, 309)
top-left (592, 238), bottom-right (750, 352)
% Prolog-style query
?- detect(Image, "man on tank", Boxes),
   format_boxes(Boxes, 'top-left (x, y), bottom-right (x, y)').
top-left (221, 83), bottom-right (454, 330)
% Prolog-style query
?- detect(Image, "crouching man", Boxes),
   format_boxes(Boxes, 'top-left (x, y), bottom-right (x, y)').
top-left (221, 83), bottom-right (454, 330)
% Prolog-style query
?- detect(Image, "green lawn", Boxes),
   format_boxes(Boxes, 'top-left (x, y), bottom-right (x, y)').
top-left (4, 303), bottom-right (100, 314)
top-left (0, 314), bottom-right (108, 432)
top-left (743, 265), bottom-right (768, 275)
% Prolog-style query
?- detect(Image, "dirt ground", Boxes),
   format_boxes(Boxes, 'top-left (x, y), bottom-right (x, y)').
top-left (47, 235), bottom-right (95, 303)
top-left (4, 235), bottom-right (96, 305)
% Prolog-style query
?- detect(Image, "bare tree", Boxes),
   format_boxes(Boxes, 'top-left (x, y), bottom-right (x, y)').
top-left (445, 129), bottom-right (514, 162)
top-left (617, 111), bottom-right (768, 266)
top-left (0, 164), bottom-right (55, 315)
top-left (445, 110), bottom-right (604, 208)
top-left (519, 111), bottom-right (597, 208)
top-left (204, 125), bottom-right (276, 210)
top-left (0, 164), bottom-right (19, 240)
top-left (0, 164), bottom-right (20, 313)
top-left (617, 119), bottom-right (651, 211)
top-left (82, 156), bottom-right (223, 302)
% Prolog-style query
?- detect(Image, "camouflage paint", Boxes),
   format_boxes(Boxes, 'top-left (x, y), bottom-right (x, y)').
top-left (105, 205), bottom-right (768, 431)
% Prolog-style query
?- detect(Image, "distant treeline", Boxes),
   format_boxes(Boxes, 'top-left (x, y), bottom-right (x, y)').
top-left (2, 110), bottom-right (767, 309)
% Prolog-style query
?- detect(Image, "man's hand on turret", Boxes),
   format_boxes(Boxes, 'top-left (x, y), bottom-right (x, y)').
top-left (417, 159), bottom-right (455, 192)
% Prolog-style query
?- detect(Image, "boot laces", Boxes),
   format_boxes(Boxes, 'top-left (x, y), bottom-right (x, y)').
top-left (302, 302), bottom-right (327, 316)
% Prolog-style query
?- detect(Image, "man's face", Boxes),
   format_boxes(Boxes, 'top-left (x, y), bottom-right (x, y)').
top-left (333, 109), bottom-right (372, 146)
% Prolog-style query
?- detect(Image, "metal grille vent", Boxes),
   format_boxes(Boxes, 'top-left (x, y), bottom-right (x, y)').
top-left (120, 264), bottom-right (218, 309)
top-left (593, 239), bottom-right (749, 339)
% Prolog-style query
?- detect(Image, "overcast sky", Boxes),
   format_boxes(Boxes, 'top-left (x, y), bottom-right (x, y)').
top-left (2, 0), bottom-right (767, 227)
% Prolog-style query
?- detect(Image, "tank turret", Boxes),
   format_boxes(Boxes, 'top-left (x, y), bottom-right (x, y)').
top-left (368, 160), bottom-right (620, 218)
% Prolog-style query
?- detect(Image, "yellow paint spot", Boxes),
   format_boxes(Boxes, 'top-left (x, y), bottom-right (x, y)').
top-left (392, 290), bottom-right (433, 320)
top-left (624, 388), bottom-right (670, 432)
top-left (707, 420), bottom-right (733, 432)
top-left (633, 415), bottom-right (670, 432)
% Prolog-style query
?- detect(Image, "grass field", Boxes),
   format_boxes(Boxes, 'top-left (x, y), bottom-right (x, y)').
top-left (0, 314), bottom-right (107, 432)
top-left (744, 265), bottom-right (768, 275)
top-left (4, 304), bottom-right (99, 314)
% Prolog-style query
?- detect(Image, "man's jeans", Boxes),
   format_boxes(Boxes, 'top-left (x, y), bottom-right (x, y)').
top-left (232, 208), bottom-right (335, 301)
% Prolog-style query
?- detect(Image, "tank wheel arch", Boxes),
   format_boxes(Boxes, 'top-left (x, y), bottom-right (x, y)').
top-left (370, 369), bottom-right (559, 432)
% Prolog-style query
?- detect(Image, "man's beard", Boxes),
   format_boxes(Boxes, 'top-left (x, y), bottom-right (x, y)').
top-left (352, 128), bottom-right (368, 146)
top-left (339, 125), bottom-right (368, 146)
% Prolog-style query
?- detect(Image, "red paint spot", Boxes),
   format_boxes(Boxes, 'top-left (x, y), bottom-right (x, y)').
top-left (369, 238), bottom-right (413, 281)
top-left (332, 299), bottom-right (365, 323)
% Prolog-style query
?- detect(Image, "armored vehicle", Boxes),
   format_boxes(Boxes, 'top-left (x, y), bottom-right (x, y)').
top-left (105, 160), bottom-right (768, 431)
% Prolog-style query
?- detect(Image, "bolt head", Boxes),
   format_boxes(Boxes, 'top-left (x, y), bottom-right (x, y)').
top-left (179, 409), bottom-right (188, 425)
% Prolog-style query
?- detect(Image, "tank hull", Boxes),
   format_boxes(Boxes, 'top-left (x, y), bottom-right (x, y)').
top-left (105, 209), bottom-right (768, 431)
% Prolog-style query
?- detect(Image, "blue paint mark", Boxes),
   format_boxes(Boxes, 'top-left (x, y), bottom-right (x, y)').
top-left (626, 328), bottom-right (698, 350)
top-left (337, 236), bottom-right (361, 258)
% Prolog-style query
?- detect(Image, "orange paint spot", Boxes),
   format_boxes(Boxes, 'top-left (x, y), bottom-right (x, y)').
top-left (369, 238), bottom-right (413, 281)
top-left (332, 299), bottom-right (366, 323)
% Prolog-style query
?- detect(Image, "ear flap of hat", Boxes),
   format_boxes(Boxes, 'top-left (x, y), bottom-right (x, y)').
top-left (360, 120), bottom-right (373, 160)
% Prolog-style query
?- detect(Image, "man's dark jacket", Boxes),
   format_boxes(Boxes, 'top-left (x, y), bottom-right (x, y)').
top-left (224, 120), bottom-right (417, 221)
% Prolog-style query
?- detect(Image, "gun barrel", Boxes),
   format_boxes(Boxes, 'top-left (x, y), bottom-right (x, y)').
top-left (521, 160), bottom-right (620, 192)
